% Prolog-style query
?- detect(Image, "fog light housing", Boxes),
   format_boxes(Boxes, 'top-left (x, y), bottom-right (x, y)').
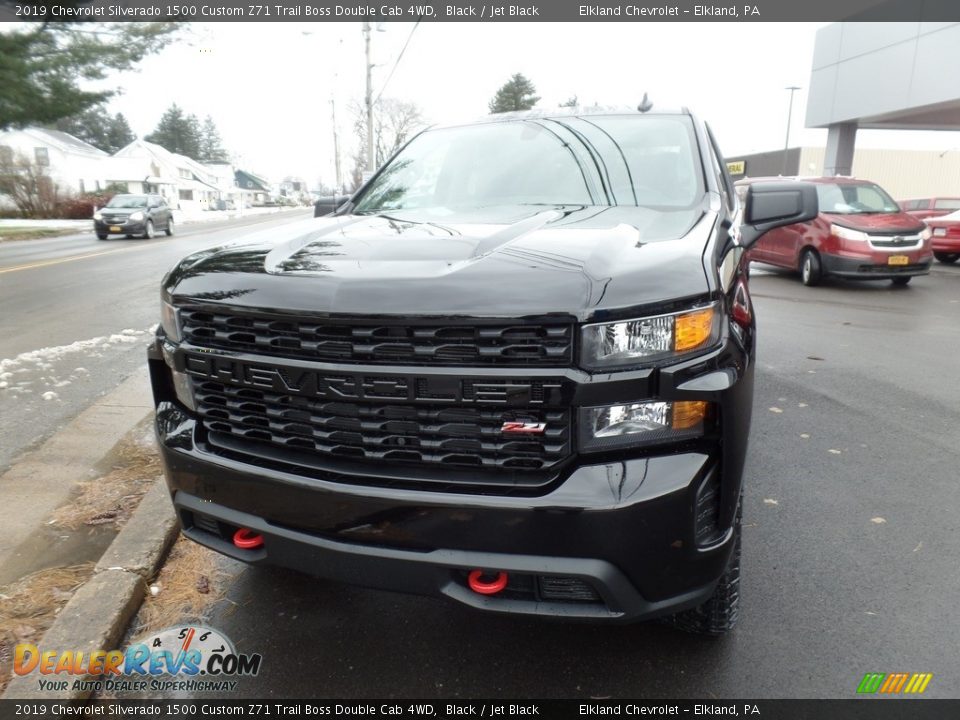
top-left (160, 300), bottom-right (182, 342)
top-left (169, 370), bottom-right (195, 412)
top-left (580, 400), bottom-right (710, 451)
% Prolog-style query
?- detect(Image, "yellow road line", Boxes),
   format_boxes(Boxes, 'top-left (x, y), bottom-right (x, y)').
top-left (0, 246), bottom-right (142, 275)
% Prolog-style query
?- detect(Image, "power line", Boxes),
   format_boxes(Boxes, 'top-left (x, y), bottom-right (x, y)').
top-left (374, 21), bottom-right (421, 104)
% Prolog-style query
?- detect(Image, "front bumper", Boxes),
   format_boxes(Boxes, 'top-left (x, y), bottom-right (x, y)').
top-left (821, 251), bottom-right (932, 280)
top-left (94, 219), bottom-right (145, 235)
top-left (157, 409), bottom-right (730, 622)
top-left (149, 322), bottom-right (753, 621)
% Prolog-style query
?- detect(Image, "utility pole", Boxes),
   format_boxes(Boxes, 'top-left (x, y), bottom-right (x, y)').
top-left (782, 85), bottom-right (801, 175)
top-left (330, 97), bottom-right (342, 192)
top-left (363, 21), bottom-right (374, 174)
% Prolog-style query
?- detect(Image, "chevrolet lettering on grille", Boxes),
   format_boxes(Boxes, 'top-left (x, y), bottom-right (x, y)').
top-left (182, 353), bottom-right (562, 406)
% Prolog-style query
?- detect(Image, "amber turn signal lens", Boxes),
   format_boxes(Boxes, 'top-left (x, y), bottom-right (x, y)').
top-left (672, 400), bottom-right (709, 430)
top-left (674, 307), bottom-right (715, 352)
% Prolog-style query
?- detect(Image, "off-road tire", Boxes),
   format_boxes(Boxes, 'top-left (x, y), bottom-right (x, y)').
top-left (666, 501), bottom-right (742, 637)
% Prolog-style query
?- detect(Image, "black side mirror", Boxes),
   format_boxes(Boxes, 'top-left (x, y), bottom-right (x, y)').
top-left (740, 181), bottom-right (819, 248)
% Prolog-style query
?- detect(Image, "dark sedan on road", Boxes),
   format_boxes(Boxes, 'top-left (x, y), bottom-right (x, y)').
top-left (94, 194), bottom-right (174, 240)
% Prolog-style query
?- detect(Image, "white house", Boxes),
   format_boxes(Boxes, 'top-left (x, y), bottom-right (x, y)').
top-left (112, 139), bottom-right (228, 212)
top-left (0, 127), bottom-right (110, 195)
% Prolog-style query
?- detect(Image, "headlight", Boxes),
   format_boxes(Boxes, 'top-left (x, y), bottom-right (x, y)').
top-left (129, 211), bottom-right (144, 221)
top-left (580, 400), bottom-right (711, 451)
top-left (581, 305), bottom-right (718, 370)
top-left (93, 211), bottom-right (102, 220)
top-left (160, 300), bottom-right (182, 343)
top-left (830, 224), bottom-right (869, 242)
top-left (930, 227), bottom-right (944, 238)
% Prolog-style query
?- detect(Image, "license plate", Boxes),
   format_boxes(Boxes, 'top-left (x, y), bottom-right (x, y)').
top-left (888, 255), bottom-right (909, 266)
top-left (109, 225), bottom-right (121, 232)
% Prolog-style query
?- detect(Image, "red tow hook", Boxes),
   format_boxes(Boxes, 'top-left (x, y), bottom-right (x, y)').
top-left (232, 528), bottom-right (264, 550)
top-left (467, 569), bottom-right (508, 595)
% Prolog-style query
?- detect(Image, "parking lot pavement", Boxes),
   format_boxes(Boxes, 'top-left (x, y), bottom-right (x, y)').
top-left (131, 269), bottom-right (960, 699)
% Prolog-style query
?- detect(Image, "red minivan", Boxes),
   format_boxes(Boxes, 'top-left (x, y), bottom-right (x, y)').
top-left (736, 177), bottom-right (933, 286)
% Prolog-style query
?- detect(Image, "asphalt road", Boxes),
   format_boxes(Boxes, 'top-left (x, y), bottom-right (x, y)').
top-left (0, 209), bottom-right (313, 472)
top-left (149, 263), bottom-right (960, 699)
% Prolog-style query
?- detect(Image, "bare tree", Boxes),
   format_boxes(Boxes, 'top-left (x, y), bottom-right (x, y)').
top-left (0, 151), bottom-right (62, 218)
top-left (349, 98), bottom-right (426, 190)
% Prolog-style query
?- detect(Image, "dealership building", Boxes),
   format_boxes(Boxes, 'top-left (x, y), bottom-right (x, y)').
top-left (729, 22), bottom-right (960, 200)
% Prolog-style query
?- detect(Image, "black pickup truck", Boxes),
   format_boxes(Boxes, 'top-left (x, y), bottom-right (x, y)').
top-left (150, 108), bottom-right (815, 635)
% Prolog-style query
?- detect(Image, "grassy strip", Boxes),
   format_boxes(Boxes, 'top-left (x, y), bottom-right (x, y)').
top-left (0, 227), bottom-right (86, 242)
top-left (0, 564), bottom-right (94, 691)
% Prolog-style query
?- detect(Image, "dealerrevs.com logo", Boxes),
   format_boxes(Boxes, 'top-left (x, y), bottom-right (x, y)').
top-left (857, 672), bottom-right (933, 695)
top-left (14, 626), bottom-right (262, 694)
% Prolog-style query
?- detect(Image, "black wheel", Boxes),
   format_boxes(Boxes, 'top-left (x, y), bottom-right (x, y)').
top-left (96, 233), bottom-right (108, 240)
top-left (667, 501), bottom-right (742, 637)
top-left (891, 276), bottom-right (912, 286)
top-left (142, 220), bottom-right (154, 239)
top-left (800, 249), bottom-right (822, 286)
top-left (934, 252), bottom-right (959, 264)
top-left (165, 217), bottom-right (174, 236)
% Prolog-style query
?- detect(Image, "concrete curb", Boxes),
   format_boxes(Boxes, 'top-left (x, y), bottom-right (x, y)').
top-left (0, 369), bottom-right (154, 567)
top-left (2, 478), bottom-right (179, 700)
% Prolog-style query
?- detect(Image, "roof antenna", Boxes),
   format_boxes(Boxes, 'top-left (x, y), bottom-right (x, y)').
top-left (637, 93), bottom-right (653, 113)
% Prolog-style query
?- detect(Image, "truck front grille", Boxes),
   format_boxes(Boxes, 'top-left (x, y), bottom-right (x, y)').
top-left (179, 307), bottom-right (573, 367)
top-left (194, 379), bottom-right (571, 472)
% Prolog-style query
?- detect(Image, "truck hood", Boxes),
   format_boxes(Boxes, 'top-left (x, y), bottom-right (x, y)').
top-left (164, 205), bottom-right (715, 319)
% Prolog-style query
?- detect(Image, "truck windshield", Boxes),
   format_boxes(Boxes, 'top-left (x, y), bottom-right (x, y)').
top-left (815, 183), bottom-right (899, 214)
top-left (353, 115), bottom-right (703, 214)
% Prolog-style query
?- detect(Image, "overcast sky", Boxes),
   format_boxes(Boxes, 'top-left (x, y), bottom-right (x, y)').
top-left (104, 21), bottom-right (960, 186)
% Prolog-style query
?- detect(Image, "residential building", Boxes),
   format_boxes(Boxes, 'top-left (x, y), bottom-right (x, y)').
top-left (234, 169), bottom-right (273, 206)
top-left (0, 127), bottom-right (110, 195)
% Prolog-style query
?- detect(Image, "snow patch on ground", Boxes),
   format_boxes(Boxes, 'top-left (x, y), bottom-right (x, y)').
top-left (0, 327), bottom-right (154, 393)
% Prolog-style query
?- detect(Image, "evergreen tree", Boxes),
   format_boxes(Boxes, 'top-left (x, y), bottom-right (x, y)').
top-left (51, 107), bottom-right (134, 154)
top-left (52, 107), bottom-right (111, 151)
top-left (488, 74), bottom-right (540, 114)
top-left (0, 20), bottom-right (178, 129)
top-left (199, 116), bottom-right (229, 162)
top-left (145, 104), bottom-right (202, 157)
top-left (106, 113), bottom-right (135, 153)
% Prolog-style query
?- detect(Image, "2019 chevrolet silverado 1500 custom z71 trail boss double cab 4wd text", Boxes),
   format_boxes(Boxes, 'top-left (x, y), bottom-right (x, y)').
top-left (149, 109), bottom-right (816, 635)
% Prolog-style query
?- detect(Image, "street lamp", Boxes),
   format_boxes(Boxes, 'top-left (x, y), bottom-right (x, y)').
top-left (782, 85), bottom-right (801, 175)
